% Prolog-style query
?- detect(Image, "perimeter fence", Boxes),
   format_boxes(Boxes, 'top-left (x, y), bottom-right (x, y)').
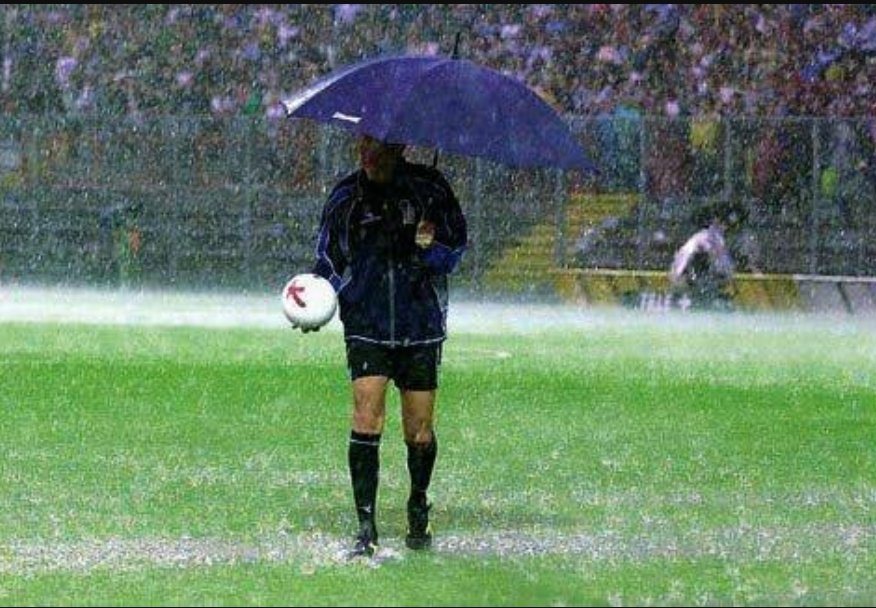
top-left (0, 114), bottom-right (873, 295)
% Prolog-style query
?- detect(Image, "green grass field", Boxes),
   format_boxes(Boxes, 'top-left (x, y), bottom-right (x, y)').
top-left (1, 294), bottom-right (874, 606)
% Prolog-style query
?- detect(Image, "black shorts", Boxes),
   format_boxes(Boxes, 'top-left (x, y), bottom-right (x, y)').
top-left (345, 341), bottom-right (442, 391)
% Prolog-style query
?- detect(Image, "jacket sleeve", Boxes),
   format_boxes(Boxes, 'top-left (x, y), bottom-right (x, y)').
top-left (418, 174), bottom-right (468, 275)
top-left (311, 188), bottom-right (348, 292)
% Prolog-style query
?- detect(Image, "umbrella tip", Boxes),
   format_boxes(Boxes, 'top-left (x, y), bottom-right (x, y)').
top-left (451, 31), bottom-right (461, 59)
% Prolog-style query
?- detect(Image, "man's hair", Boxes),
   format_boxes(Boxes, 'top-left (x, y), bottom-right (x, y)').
top-left (386, 142), bottom-right (406, 155)
top-left (693, 201), bottom-right (747, 229)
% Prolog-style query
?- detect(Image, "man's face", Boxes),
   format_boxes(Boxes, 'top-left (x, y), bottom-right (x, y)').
top-left (357, 135), bottom-right (403, 183)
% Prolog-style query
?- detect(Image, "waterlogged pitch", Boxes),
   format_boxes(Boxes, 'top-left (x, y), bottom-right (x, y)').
top-left (1, 287), bottom-right (874, 606)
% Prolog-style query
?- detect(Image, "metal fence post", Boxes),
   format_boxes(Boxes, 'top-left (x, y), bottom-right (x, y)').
top-left (809, 118), bottom-right (821, 274)
top-left (722, 116), bottom-right (733, 203)
top-left (635, 117), bottom-right (650, 268)
top-left (472, 158), bottom-right (484, 291)
top-left (240, 117), bottom-right (254, 288)
top-left (553, 167), bottom-right (566, 268)
top-left (168, 116), bottom-right (181, 281)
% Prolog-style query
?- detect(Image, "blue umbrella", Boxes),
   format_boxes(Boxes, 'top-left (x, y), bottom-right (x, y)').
top-left (282, 55), bottom-right (597, 173)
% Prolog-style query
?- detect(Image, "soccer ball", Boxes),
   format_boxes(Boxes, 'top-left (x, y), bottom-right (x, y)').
top-left (281, 273), bottom-right (338, 329)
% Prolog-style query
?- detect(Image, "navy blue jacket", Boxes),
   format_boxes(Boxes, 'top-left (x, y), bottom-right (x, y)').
top-left (312, 160), bottom-right (468, 346)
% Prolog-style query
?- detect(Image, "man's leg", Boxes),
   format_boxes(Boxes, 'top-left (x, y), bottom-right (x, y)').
top-left (401, 389), bottom-right (437, 549)
top-left (348, 375), bottom-right (388, 556)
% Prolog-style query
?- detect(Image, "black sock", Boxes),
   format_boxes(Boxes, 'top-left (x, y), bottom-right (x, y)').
top-left (348, 431), bottom-right (381, 525)
top-left (406, 432), bottom-right (437, 501)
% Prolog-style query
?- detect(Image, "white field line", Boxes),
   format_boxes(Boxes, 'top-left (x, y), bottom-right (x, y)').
top-left (1, 524), bottom-right (873, 574)
top-left (0, 285), bottom-right (625, 333)
top-left (2, 284), bottom-right (875, 335)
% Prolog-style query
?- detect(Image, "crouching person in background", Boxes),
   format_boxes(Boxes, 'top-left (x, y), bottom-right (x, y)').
top-left (669, 209), bottom-right (736, 311)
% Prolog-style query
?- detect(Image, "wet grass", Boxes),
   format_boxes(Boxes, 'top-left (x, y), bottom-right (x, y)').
top-left (1, 311), bottom-right (875, 606)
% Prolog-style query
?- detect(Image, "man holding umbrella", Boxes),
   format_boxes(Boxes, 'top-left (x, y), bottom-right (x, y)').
top-left (302, 134), bottom-right (468, 558)
top-left (283, 51), bottom-right (594, 559)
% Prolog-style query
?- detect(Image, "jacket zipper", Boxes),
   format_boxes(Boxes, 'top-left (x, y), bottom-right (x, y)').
top-left (388, 248), bottom-right (396, 344)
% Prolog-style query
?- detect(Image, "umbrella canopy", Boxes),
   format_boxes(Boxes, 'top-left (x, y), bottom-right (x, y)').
top-left (282, 55), bottom-right (597, 173)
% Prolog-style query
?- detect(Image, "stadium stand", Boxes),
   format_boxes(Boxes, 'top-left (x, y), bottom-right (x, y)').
top-left (0, 5), bottom-right (874, 311)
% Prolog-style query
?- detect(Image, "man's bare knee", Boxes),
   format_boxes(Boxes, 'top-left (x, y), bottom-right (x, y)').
top-left (352, 377), bottom-right (388, 434)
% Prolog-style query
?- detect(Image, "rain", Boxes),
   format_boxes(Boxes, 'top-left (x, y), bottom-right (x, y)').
top-left (1, 4), bottom-right (875, 605)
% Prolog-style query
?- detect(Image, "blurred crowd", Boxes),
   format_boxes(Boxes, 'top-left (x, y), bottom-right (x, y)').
top-left (2, 4), bottom-right (875, 124)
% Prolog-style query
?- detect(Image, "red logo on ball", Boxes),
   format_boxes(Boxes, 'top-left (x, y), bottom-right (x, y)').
top-left (286, 282), bottom-right (307, 307)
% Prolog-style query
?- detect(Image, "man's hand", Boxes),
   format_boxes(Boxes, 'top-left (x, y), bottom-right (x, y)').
top-left (415, 220), bottom-right (436, 249)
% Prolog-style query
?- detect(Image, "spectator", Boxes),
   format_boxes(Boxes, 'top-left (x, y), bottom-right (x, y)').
top-left (668, 203), bottom-right (739, 311)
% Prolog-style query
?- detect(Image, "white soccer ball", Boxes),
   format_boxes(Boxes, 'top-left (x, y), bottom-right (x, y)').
top-left (281, 273), bottom-right (338, 329)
